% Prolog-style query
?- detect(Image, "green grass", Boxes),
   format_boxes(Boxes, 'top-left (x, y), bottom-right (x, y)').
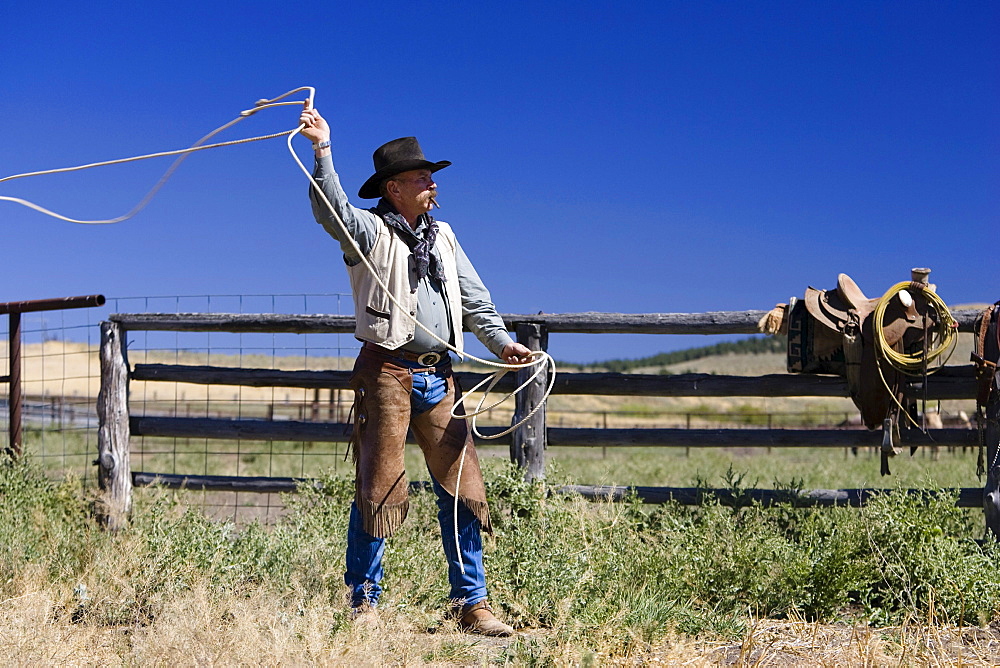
top-left (20, 427), bottom-right (96, 480)
top-left (527, 445), bottom-right (980, 491)
top-left (24, 425), bottom-right (984, 525)
top-left (40, 427), bottom-right (975, 489)
top-left (0, 453), bottom-right (997, 661)
top-left (9, 417), bottom-right (995, 662)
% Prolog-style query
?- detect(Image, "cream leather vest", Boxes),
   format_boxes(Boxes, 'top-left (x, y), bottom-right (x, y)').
top-left (346, 219), bottom-right (464, 353)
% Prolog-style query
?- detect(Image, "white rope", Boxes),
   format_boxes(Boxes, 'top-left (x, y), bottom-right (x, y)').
top-left (285, 94), bottom-right (556, 576)
top-left (453, 444), bottom-right (468, 573)
top-left (0, 87), bottom-right (317, 225)
top-left (0, 86), bottom-right (556, 425)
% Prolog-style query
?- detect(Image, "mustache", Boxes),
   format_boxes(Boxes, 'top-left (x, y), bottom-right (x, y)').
top-left (420, 190), bottom-right (440, 209)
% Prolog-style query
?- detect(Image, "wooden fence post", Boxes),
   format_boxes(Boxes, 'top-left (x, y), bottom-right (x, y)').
top-left (97, 321), bottom-right (132, 529)
top-left (511, 323), bottom-right (548, 481)
top-left (8, 312), bottom-right (22, 457)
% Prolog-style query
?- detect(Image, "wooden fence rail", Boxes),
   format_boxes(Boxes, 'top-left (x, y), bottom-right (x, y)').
top-left (96, 309), bottom-right (986, 526)
top-left (109, 309), bottom-right (983, 334)
top-left (130, 363), bottom-right (979, 399)
top-left (130, 472), bottom-right (984, 509)
top-left (127, 417), bottom-right (978, 449)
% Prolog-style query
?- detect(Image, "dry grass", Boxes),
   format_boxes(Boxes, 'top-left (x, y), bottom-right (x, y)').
top-left (686, 618), bottom-right (1000, 667)
top-left (3, 577), bottom-right (999, 667)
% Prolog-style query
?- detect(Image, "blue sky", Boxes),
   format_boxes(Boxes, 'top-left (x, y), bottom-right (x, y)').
top-left (1, 1), bottom-right (996, 362)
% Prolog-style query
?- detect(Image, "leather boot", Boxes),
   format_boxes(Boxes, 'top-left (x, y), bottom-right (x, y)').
top-left (457, 600), bottom-right (514, 637)
top-left (350, 603), bottom-right (379, 627)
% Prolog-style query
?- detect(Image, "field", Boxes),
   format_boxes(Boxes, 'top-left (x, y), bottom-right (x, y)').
top-left (2, 334), bottom-right (998, 665)
top-left (2, 453), bottom-right (999, 666)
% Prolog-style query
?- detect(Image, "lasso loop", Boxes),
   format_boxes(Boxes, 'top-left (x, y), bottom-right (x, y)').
top-left (0, 87), bottom-right (316, 225)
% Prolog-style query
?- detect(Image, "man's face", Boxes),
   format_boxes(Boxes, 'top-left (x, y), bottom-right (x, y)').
top-left (390, 169), bottom-right (438, 213)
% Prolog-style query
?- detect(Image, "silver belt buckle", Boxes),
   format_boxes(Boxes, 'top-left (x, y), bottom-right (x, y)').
top-left (417, 351), bottom-right (442, 366)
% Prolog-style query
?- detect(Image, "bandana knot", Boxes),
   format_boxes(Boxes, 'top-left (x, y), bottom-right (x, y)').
top-left (373, 199), bottom-right (445, 282)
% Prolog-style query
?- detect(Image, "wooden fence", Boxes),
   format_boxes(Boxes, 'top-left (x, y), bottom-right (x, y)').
top-left (96, 309), bottom-right (984, 529)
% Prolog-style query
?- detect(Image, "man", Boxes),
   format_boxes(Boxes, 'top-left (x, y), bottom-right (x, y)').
top-left (300, 108), bottom-right (530, 637)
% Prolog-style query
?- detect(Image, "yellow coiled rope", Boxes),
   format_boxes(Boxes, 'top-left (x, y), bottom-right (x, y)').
top-left (872, 281), bottom-right (958, 430)
top-left (873, 281), bottom-right (958, 374)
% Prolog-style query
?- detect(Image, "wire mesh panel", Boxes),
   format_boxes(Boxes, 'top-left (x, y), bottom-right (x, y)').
top-left (115, 294), bottom-right (356, 523)
top-left (11, 297), bottom-right (982, 526)
top-left (0, 293), bottom-right (356, 523)
top-left (0, 303), bottom-right (104, 482)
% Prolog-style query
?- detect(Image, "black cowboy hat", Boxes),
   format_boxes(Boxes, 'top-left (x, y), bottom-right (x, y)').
top-left (358, 136), bottom-right (451, 199)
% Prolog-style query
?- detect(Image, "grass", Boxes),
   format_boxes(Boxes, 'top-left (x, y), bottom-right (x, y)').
top-left (531, 444), bottom-right (981, 491)
top-left (1, 447), bottom-right (999, 665)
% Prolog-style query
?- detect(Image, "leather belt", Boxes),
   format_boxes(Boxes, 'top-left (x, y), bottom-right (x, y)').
top-left (362, 342), bottom-right (447, 367)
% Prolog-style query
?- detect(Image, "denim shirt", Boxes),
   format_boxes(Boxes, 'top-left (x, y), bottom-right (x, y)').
top-left (309, 154), bottom-right (514, 357)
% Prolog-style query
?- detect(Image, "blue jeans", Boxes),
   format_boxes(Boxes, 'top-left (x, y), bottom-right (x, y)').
top-left (345, 363), bottom-right (488, 608)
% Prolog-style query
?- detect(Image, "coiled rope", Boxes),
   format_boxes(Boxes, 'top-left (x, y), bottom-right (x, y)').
top-left (872, 281), bottom-right (958, 428)
top-left (0, 86), bottom-right (556, 574)
top-left (873, 282), bottom-right (958, 373)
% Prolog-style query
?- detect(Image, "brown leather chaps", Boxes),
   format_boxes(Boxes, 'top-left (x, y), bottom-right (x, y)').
top-left (349, 347), bottom-right (492, 538)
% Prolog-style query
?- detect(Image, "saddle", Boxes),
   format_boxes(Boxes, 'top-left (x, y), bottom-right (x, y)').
top-left (972, 301), bottom-right (1000, 476)
top-left (760, 269), bottom-right (941, 475)
top-left (972, 301), bottom-right (1000, 405)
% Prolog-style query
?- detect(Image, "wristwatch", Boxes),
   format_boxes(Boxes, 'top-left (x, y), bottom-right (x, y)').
top-left (313, 139), bottom-right (332, 150)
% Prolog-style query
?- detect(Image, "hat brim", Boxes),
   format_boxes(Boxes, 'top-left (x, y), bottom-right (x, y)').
top-left (358, 159), bottom-right (451, 199)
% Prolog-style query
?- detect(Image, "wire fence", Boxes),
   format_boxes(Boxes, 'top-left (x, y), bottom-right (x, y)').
top-left (124, 294), bottom-right (359, 523)
top-left (0, 294), bottom-right (359, 522)
top-left (1, 295), bottom-right (980, 524)
top-left (0, 301), bottom-right (104, 481)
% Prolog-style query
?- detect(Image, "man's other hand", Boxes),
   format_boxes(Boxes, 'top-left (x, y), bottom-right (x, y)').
top-left (501, 342), bottom-right (534, 365)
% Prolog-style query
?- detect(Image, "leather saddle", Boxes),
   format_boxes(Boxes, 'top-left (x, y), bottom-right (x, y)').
top-left (972, 301), bottom-right (1000, 478)
top-left (761, 272), bottom-right (938, 474)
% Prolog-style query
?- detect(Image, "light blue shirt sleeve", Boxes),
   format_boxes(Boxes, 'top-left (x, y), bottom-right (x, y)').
top-left (309, 153), bottom-right (377, 264)
top-left (455, 240), bottom-right (515, 358)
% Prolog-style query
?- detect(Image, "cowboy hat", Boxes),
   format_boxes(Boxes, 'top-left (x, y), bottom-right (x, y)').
top-left (358, 136), bottom-right (451, 199)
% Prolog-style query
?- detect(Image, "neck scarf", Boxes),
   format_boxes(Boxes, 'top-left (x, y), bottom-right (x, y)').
top-left (373, 199), bottom-right (446, 282)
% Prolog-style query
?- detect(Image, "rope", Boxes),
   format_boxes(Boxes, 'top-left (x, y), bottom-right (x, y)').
top-left (872, 281), bottom-right (958, 430)
top-left (0, 84), bottom-right (554, 440)
top-left (284, 115), bottom-right (556, 439)
top-left (0, 87), bottom-right (317, 225)
top-left (453, 444), bottom-right (467, 572)
top-left (873, 282), bottom-right (957, 374)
